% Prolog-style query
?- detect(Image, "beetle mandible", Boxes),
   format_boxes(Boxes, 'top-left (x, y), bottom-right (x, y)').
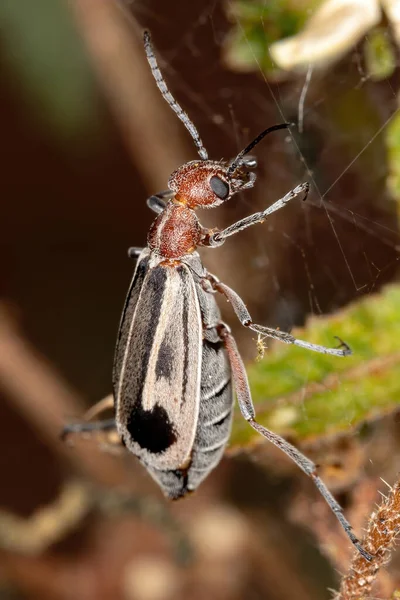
top-left (64, 31), bottom-right (372, 562)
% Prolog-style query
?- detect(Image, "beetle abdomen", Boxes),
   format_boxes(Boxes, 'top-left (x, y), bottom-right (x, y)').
top-left (188, 337), bottom-right (233, 491)
top-left (145, 335), bottom-right (233, 499)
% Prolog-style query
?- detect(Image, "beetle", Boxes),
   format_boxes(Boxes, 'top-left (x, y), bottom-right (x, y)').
top-left (63, 31), bottom-right (371, 561)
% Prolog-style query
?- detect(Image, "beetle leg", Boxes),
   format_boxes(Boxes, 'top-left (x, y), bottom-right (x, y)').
top-left (62, 396), bottom-right (120, 448)
top-left (202, 183), bottom-right (309, 247)
top-left (128, 247), bottom-right (145, 259)
top-left (61, 418), bottom-right (122, 453)
top-left (209, 276), bottom-right (350, 357)
top-left (147, 190), bottom-right (175, 214)
top-left (84, 394), bottom-right (114, 420)
top-left (218, 324), bottom-right (372, 561)
top-left (61, 418), bottom-right (117, 441)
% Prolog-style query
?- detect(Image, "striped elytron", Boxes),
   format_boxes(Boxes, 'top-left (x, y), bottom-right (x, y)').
top-left (64, 31), bottom-right (372, 562)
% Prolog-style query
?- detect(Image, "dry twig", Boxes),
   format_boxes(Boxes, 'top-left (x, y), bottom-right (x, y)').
top-left (336, 478), bottom-right (400, 599)
top-left (67, 0), bottom-right (191, 190)
top-left (0, 481), bottom-right (91, 554)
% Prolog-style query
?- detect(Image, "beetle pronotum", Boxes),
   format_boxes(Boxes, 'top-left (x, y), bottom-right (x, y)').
top-left (64, 31), bottom-right (371, 561)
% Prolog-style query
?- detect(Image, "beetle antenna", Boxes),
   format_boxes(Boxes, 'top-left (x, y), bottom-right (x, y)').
top-left (227, 123), bottom-right (292, 177)
top-left (144, 31), bottom-right (208, 161)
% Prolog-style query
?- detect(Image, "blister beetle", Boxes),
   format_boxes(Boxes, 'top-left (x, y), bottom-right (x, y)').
top-left (63, 31), bottom-right (371, 561)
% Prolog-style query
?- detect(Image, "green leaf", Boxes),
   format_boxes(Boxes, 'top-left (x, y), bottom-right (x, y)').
top-left (231, 285), bottom-right (400, 448)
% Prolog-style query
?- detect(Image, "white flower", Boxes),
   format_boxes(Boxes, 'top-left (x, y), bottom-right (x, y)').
top-left (269, 0), bottom-right (399, 71)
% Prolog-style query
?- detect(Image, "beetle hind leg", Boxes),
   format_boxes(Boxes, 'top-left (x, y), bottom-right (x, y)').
top-left (82, 394), bottom-right (114, 421)
top-left (62, 395), bottom-right (121, 451)
top-left (61, 416), bottom-right (121, 444)
top-left (218, 324), bottom-right (372, 562)
top-left (61, 418), bottom-right (116, 440)
top-left (61, 418), bottom-right (123, 454)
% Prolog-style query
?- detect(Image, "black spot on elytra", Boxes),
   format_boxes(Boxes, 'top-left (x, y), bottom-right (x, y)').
top-left (155, 338), bottom-right (174, 381)
top-left (127, 403), bottom-right (177, 453)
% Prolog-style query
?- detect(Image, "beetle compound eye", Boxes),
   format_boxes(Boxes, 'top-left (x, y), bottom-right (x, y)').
top-left (210, 176), bottom-right (229, 200)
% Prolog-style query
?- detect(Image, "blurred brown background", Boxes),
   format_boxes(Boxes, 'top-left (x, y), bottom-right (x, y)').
top-left (1, 0), bottom-right (400, 598)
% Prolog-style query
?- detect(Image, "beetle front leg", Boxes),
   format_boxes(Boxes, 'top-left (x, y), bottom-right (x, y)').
top-left (128, 247), bottom-right (145, 259)
top-left (218, 324), bottom-right (372, 561)
top-left (208, 276), bottom-right (350, 357)
top-left (146, 190), bottom-right (175, 214)
top-left (201, 183), bottom-right (309, 248)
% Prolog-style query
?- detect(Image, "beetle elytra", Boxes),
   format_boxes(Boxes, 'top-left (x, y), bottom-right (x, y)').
top-left (64, 31), bottom-right (372, 562)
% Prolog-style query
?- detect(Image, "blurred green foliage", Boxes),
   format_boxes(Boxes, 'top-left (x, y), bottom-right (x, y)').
top-left (223, 0), bottom-right (321, 74)
top-left (231, 285), bottom-right (400, 447)
top-left (224, 0), bottom-right (397, 83)
top-left (0, 0), bottom-right (102, 142)
top-left (387, 113), bottom-right (400, 201)
top-left (364, 27), bottom-right (396, 81)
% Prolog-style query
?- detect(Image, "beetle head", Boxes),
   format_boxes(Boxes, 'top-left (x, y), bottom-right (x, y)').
top-left (168, 123), bottom-right (291, 209)
top-left (168, 159), bottom-right (257, 209)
